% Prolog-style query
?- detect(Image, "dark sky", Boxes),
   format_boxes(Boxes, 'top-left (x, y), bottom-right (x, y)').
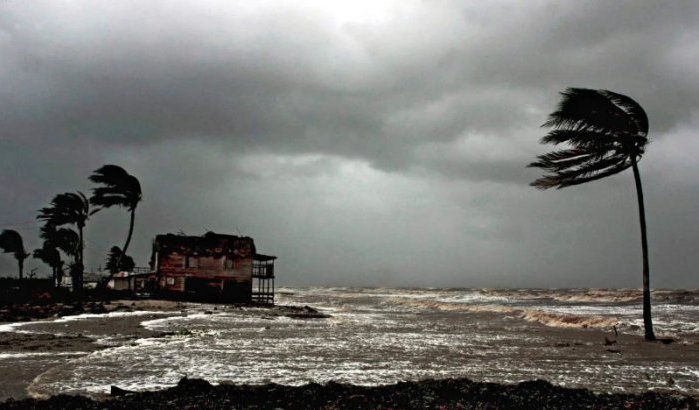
top-left (1, 1), bottom-right (698, 288)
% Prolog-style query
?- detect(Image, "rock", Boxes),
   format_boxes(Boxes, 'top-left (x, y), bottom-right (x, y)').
top-left (176, 377), bottom-right (213, 392)
top-left (111, 386), bottom-right (131, 396)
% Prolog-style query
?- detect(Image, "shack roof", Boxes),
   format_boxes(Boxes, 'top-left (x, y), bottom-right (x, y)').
top-left (153, 231), bottom-right (256, 255)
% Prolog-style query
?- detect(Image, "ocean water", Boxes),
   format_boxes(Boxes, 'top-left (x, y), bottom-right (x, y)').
top-left (3, 287), bottom-right (698, 397)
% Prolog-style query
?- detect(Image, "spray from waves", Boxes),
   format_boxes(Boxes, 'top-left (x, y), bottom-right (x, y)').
top-left (388, 298), bottom-right (619, 330)
top-left (389, 298), bottom-right (516, 314)
top-left (548, 289), bottom-right (641, 304)
top-left (518, 310), bottom-right (618, 329)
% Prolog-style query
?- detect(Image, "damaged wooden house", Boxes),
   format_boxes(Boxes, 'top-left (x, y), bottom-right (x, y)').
top-left (147, 231), bottom-right (276, 304)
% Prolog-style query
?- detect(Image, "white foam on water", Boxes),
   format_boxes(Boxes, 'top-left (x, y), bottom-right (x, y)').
top-left (19, 287), bottom-right (699, 398)
top-left (0, 310), bottom-right (174, 335)
top-left (0, 351), bottom-right (88, 360)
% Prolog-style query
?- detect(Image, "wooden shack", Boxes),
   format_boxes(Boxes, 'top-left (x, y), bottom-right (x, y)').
top-left (150, 232), bottom-right (276, 304)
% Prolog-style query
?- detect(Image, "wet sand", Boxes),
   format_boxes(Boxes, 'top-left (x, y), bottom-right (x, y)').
top-left (0, 300), bottom-right (329, 400)
top-left (0, 299), bottom-right (187, 399)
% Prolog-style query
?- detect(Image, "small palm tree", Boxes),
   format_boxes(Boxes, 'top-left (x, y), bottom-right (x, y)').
top-left (36, 223), bottom-right (79, 287)
top-left (40, 223), bottom-right (80, 261)
top-left (33, 243), bottom-right (62, 286)
top-left (89, 165), bottom-right (142, 261)
top-left (0, 229), bottom-right (30, 280)
top-left (529, 88), bottom-right (656, 341)
top-left (37, 192), bottom-right (90, 292)
top-left (105, 246), bottom-right (135, 274)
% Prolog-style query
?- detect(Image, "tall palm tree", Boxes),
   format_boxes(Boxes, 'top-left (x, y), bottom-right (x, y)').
top-left (89, 165), bottom-right (142, 265)
top-left (529, 87), bottom-right (656, 341)
top-left (0, 229), bottom-right (30, 280)
top-left (37, 192), bottom-right (90, 292)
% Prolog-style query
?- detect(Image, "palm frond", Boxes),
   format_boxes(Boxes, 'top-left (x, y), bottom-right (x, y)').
top-left (599, 90), bottom-right (649, 136)
top-left (540, 129), bottom-right (618, 150)
top-left (530, 88), bottom-right (649, 189)
top-left (37, 192), bottom-right (90, 228)
top-left (0, 229), bottom-right (26, 255)
top-left (531, 154), bottom-right (630, 189)
top-left (33, 242), bottom-right (62, 268)
top-left (89, 165), bottom-right (142, 211)
top-left (543, 88), bottom-right (648, 140)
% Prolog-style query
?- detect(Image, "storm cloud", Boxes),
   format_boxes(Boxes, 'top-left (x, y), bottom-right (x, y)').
top-left (1, 0), bottom-right (698, 288)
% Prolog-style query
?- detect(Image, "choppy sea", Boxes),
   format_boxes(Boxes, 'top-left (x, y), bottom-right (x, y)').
top-left (2, 287), bottom-right (698, 397)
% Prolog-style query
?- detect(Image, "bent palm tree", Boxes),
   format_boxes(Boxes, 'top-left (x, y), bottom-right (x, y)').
top-left (89, 165), bottom-right (142, 263)
top-left (529, 87), bottom-right (655, 341)
top-left (37, 192), bottom-right (90, 292)
top-left (0, 229), bottom-right (30, 280)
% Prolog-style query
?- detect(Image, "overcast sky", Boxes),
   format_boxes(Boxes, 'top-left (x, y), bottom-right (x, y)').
top-left (1, 0), bottom-right (698, 288)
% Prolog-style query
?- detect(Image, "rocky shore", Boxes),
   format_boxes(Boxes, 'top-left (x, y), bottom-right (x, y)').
top-left (1, 376), bottom-right (696, 409)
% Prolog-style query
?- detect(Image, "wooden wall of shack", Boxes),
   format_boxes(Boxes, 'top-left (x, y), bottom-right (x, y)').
top-left (151, 232), bottom-right (256, 303)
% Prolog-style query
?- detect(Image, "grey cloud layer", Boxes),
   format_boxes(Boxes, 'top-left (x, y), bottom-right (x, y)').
top-left (1, 0), bottom-right (698, 287)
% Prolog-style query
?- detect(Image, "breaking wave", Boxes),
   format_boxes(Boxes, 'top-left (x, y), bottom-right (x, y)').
top-left (388, 298), bottom-right (618, 330)
top-left (518, 310), bottom-right (618, 329)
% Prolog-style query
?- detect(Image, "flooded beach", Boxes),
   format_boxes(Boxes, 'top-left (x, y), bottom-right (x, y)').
top-left (0, 287), bottom-right (697, 400)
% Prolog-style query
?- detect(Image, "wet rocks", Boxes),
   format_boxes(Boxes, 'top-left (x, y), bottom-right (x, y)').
top-left (1, 377), bottom-right (697, 409)
top-left (0, 302), bottom-right (108, 323)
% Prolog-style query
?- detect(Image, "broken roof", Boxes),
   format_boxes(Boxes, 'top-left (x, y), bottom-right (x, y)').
top-left (153, 231), bottom-right (262, 257)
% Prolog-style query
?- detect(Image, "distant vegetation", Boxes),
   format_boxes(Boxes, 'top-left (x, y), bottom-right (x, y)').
top-left (529, 88), bottom-right (656, 341)
top-left (0, 165), bottom-right (141, 295)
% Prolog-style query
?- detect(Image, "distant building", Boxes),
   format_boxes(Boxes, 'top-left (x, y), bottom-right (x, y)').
top-left (108, 268), bottom-right (152, 292)
top-left (150, 232), bottom-right (276, 304)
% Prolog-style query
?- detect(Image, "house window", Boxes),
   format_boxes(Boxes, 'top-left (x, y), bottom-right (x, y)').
top-left (166, 277), bottom-right (175, 286)
top-left (225, 257), bottom-right (234, 270)
top-left (186, 256), bottom-right (199, 268)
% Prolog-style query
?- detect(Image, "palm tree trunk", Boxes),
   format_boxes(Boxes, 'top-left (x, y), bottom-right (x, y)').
top-left (18, 257), bottom-right (24, 281)
top-left (122, 209), bottom-right (135, 256)
top-left (631, 156), bottom-right (656, 341)
top-left (76, 226), bottom-right (84, 293)
top-left (114, 208), bottom-right (135, 271)
top-left (100, 208), bottom-right (136, 291)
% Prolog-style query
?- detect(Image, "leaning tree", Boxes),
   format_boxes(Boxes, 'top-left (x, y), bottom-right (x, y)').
top-left (529, 88), bottom-right (656, 341)
top-left (89, 165), bottom-right (142, 275)
top-left (37, 192), bottom-right (90, 292)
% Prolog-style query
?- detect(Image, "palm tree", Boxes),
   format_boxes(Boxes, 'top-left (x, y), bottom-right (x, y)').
top-left (37, 192), bottom-right (90, 292)
top-left (0, 229), bottom-right (30, 280)
top-left (529, 87), bottom-right (656, 341)
top-left (36, 223), bottom-right (79, 287)
top-left (105, 246), bottom-right (135, 274)
top-left (89, 165), bottom-right (142, 266)
top-left (39, 223), bottom-right (80, 261)
top-left (33, 243), bottom-right (62, 286)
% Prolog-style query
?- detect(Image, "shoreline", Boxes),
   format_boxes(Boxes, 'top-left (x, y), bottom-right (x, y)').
top-left (0, 300), bottom-right (328, 400)
top-left (1, 294), bottom-right (697, 401)
top-left (2, 376), bottom-right (697, 409)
